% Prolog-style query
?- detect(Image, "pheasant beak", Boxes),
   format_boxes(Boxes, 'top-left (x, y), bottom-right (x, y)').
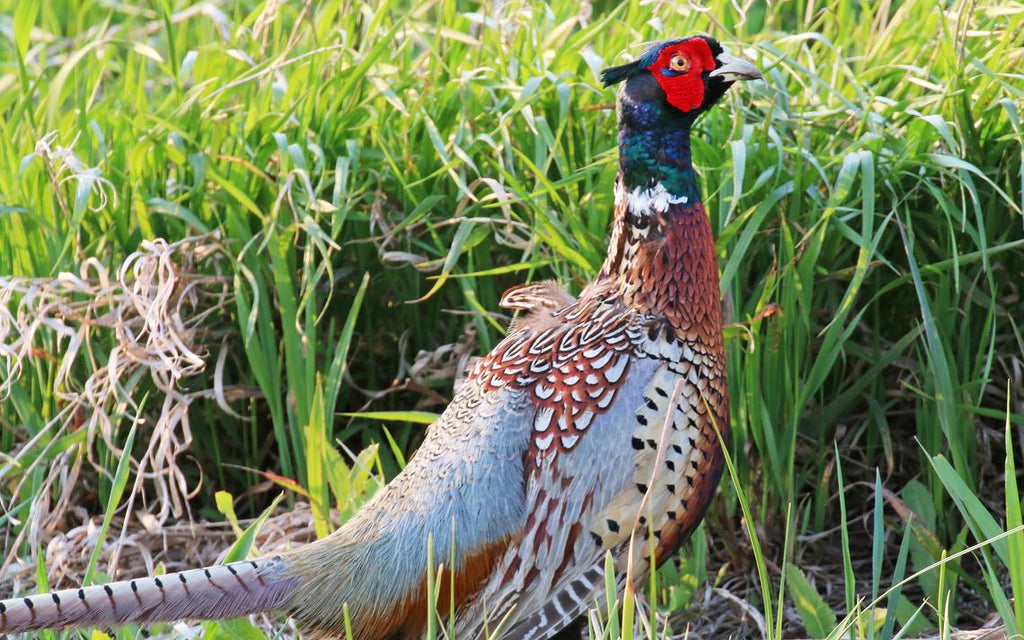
top-left (709, 53), bottom-right (763, 82)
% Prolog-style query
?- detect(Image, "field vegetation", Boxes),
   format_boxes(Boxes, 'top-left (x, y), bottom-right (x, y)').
top-left (0, 0), bottom-right (1022, 638)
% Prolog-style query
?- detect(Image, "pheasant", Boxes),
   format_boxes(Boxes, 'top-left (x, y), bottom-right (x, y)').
top-left (0, 36), bottom-right (760, 639)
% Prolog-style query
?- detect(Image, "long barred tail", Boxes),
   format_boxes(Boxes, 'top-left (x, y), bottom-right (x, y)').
top-left (0, 557), bottom-right (299, 634)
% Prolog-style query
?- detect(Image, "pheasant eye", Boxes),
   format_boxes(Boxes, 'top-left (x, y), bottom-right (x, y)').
top-left (668, 55), bottom-right (690, 73)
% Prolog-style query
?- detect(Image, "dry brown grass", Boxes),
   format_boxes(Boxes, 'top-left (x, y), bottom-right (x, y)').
top-left (0, 234), bottom-right (240, 573)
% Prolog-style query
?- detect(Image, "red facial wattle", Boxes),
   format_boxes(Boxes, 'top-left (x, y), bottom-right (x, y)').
top-left (647, 39), bottom-right (718, 113)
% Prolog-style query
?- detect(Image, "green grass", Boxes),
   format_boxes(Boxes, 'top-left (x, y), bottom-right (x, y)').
top-left (1, 0), bottom-right (1022, 638)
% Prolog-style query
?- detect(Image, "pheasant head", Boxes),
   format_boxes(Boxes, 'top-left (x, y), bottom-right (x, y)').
top-left (601, 36), bottom-right (762, 118)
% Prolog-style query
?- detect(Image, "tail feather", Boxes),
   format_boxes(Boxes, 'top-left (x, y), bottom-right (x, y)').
top-left (503, 562), bottom-right (608, 639)
top-left (0, 557), bottom-right (298, 634)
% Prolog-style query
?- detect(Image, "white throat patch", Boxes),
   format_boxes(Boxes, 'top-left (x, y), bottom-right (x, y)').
top-left (614, 182), bottom-right (689, 215)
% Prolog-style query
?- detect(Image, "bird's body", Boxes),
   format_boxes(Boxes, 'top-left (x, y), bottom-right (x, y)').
top-left (0, 36), bottom-right (760, 639)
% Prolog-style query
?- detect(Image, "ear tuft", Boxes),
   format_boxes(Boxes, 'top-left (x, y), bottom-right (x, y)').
top-left (599, 39), bottom-right (687, 88)
top-left (600, 60), bottom-right (642, 87)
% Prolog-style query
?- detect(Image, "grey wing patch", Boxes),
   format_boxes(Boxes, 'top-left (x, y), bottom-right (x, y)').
top-left (282, 382), bottom-right (538, 633)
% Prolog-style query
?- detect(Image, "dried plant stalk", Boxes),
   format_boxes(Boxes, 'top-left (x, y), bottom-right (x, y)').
top-left (0, 234), bottom-right (234, 542)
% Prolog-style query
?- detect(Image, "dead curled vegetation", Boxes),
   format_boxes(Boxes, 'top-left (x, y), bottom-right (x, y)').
top-left (0, 234), bottom-right (238, 570)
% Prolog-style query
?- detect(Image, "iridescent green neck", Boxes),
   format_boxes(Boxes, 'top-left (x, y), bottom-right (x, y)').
top-left (616, 87), bottom-right (701, 204)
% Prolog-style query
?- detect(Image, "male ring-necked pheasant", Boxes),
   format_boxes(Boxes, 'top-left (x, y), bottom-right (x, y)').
top-left (0, 36), bottom-right (760, 639)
